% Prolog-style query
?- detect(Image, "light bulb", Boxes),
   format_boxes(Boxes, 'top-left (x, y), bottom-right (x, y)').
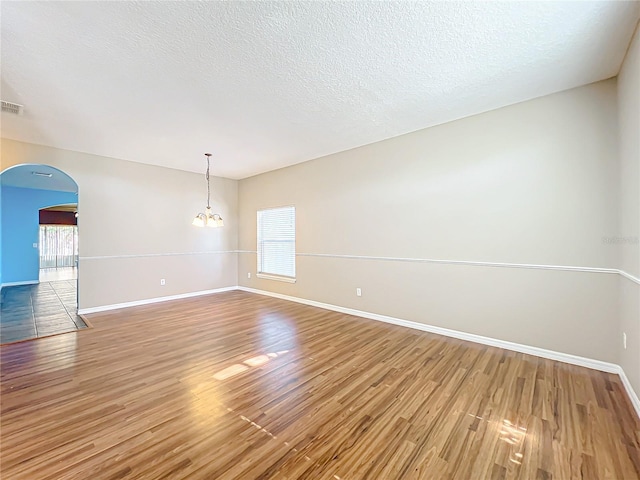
top-left (192, 215), bottom-right (205, 227)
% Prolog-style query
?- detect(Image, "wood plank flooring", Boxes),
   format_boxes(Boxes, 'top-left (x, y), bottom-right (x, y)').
top-left (1, 290), bottom-right (638, 479)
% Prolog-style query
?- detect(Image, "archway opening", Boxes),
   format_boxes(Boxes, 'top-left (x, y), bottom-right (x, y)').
top-left (0, 164), bottom-right (86, 344)
top-left (39, 203), bottom-right (78, 282)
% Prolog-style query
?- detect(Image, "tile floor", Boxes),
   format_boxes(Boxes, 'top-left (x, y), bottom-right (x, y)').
top-left (39, 266), bottom-right (77, 282)
top-left (0, 280), bottom-right (87, 344)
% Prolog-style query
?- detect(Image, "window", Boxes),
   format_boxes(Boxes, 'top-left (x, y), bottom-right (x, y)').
top-left (257, 206), bottom-right (295, 282)
top-left (39, 225), bottom-right (78, 268)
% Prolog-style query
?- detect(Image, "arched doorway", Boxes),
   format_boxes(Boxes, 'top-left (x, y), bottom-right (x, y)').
top-left (39, 203), bottom-right (79, 280)
top-left (0, 164), bottom-right (86, 344)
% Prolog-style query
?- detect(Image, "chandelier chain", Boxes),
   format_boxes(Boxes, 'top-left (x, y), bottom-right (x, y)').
top-left (206, 155), bottom-right (211, 208)
top-left (193, 152), bottom-right (223, 228)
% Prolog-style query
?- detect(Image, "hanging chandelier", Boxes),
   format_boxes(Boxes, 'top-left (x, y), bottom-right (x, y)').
top-left (192, 153), bottom-right (224, 228)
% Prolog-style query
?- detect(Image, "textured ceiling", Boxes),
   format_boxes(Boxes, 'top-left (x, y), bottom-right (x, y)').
top-left (1, 1), bottom-right (639, 179)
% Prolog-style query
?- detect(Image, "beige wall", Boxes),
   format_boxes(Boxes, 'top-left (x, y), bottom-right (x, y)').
top-left (618, 23), bottom-right (640, 394)
top-left (1, 139), bottom-right (238, 308)
top-left (239, 80), bottom-right (621, 363)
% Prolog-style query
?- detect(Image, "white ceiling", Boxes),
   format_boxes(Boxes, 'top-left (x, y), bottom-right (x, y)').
top-left (1, 1), bottom-right (639, 179)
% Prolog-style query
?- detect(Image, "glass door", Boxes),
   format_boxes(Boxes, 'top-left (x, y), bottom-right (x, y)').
top-left (39, 225), bottom-right (78, 268)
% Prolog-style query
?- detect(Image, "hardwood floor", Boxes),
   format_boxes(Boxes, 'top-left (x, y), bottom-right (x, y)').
top-left (1, 290), bottom-right (638, 479)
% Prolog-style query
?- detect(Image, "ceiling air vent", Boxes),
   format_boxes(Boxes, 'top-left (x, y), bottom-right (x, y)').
top-left (1, 101), bottom-right (24, 115)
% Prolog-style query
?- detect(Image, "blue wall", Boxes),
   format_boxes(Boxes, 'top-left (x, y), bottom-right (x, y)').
top-left (0, 187), bottom-right (3, 287)
top-left (1, 186), bottom-right (78, 285)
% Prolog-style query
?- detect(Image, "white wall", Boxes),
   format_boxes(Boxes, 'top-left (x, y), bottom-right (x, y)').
top-left (239, 79), bottom-right (621, 363)
top-left (1, 139), bottom-right (238, 309)
top-left (617, 23), bottom-right (640, 395)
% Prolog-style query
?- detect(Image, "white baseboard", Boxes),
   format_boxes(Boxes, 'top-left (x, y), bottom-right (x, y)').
top-left (237, 286), bottom-right (640, 419)
top-left (77, 286), bottom-right (237, 314)
top-left (1, 280), bottom-right (39, 287)
top-left (237, 287), bottom-right (618, 372)
top-left (617, 367), bottom-right (640, 419)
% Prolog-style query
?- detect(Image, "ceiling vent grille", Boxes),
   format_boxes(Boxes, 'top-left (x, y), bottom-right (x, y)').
top-left (1, 101), bottom-right (24, 115)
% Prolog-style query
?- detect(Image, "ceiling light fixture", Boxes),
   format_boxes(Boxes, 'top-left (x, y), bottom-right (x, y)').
top-left (193, 153), bottom-right (224, 228)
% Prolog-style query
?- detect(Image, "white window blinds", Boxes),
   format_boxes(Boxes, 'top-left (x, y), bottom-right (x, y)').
top-left (257, 206), bottom-right (296, 280)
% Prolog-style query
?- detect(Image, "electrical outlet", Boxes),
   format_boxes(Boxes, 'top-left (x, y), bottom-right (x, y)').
top-left (623, 332), bottom-right (627, 349)
top-left (356, 288), bottom-right (362, 297)
top-left (32, 243), bottom-right (38, 248)
top-left (160, 279), bottom-right (166, 286)
top-left (248, 272), bottom-right (251, 278)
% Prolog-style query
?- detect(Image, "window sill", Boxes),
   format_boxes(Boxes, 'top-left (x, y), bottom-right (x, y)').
top-left (256, 273), bottom-right (297, 283)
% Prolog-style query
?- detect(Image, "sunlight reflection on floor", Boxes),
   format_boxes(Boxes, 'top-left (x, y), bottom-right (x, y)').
top-left (213, 350), bottom-right (289, 381)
